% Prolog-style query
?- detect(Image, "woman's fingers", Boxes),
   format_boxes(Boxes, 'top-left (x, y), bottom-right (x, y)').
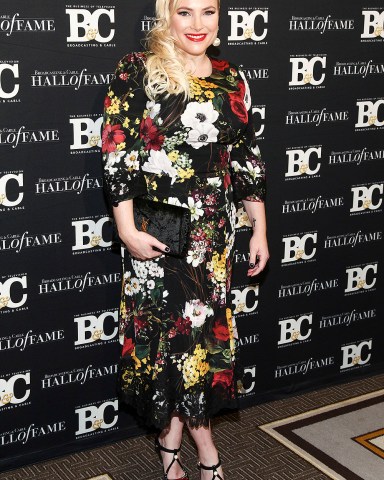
top-left (123, 232), bottom-right (169, 260)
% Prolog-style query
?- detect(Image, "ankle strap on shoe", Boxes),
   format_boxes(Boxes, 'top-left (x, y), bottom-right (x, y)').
top-left (155, 436), bottom-right (186, 478)
top-left (198, 454), bottom-right (222, 479)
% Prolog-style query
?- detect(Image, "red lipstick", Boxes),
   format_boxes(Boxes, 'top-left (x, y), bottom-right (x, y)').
top-left (185, 33), bottom-right (207, 42)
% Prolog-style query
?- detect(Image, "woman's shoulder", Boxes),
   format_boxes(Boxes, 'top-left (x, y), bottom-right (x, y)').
top-left (115, 51), bottom-right (148, 77)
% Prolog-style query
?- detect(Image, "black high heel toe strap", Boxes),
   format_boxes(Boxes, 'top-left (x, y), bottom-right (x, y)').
top-left (155, 436), bottom-right (189, 479)
top-left (197, 454), bottom-right (223, 479)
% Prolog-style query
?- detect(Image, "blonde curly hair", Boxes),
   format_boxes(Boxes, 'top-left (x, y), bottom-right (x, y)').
top-left (144, 0), bottom-right (220, 100)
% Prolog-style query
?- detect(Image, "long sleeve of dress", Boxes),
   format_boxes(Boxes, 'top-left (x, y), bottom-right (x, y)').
top-left (228, 71), bottom-right (266, 204)
top-left (102, 52), bottom-right (148, 206)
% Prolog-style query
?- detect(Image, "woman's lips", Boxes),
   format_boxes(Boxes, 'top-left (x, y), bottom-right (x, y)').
top-left (185, 33), bottom-right (208, 42)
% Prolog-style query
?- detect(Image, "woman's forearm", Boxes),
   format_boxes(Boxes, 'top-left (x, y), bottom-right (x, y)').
top-left (113, 199), bottom-right (137, 239)
top-left (242, 200), bottom-right (267, 236)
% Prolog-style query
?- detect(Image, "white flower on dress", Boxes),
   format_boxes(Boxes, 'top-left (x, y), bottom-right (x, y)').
top-left (245, 161), bottom-right (261, 180)
top-left (181, 101), bottom-right (219, 149)
top-left (186, 249), bottom-right (205, 267)
top-left (146, 101), bottom-right (161, 119)
top-left (142, 149), bottom-right (178, 184)
top-left (181, 101), bottom-right (219, 128)
top-left (182, 299), bottom-right (213, 328)
top-left (146, 280), bottom-right (155, 290)
top-left (124, 150), bottom-right (140, 170)
top-left (184, 197), bottom-right (204, 221)
top-left (250, 145), bottom-right (261, 158)
top-left (231, 160), bottom-right (261, 181)
top-left (131, 260), bottom-right (148, 280)
top-left (207, 177), bottom-right (222, 188)
top-left (167, 197), bottom-right (183, 207)
top-left (124, 272), bottom-right (141, 296)
top-left (186, 122), bottom-right (219, 149)
top-left (105, 150), bottom-right (125, 175)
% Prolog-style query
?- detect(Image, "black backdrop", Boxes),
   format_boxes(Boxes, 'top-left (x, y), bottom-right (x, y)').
top-left (1, 0), bottom-right (383, 472)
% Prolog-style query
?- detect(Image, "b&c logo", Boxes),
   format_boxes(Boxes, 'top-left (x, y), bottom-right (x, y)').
top-left (75, 400), bottom-right (118, 435)
top-left (238, 366), bottom-right (256, 395)
top-left (0, 372), bottom-right (31, 407)
top-left (0, 63), bottom-right (19, 100)
top-left (0, 172), bottom-right (24, 208)
top-left (75, 311), bottom-right (118, 346)
top-left (278, 314), bottom-right (312, 345)
top-left (252, 106), bottom-right (265, 137)
top-left (356, 99), bottom-right (384, 128)
top-left (0, 275), bottom-right (27, 310)
top-left (350, 183), bottom-right (383, 213)
top-left (286, 147), bottom-right (322, 178)
top-left (228, 9), bottom-right (268, 43)
top-left (70, 116), bottom-right (103, 152)
top-left (282, 233), bottom-right (317, 264)
top-left (66, 8), bottom-right (115, 43)
top-left (345, 264), bottom-right (378, 293)
top-left (231, 285), bottom-right (258, 315)
top-left (340, 340), bottom-right (372, 370)
top-left (361, 10), bottom-right (384, 39)
top-left (72, 217), bottom-right (113, 251)
top-left (289, 56), bottom-right (326, 87)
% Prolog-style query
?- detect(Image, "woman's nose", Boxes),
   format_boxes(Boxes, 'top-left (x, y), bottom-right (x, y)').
top-left (191, 14), bottom-right (204, 30)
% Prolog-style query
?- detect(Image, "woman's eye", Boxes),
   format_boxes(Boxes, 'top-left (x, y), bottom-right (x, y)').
top-left (205, 10), bottom-right (216, 15)
top-left (178, 11), bottom-right (190, 16)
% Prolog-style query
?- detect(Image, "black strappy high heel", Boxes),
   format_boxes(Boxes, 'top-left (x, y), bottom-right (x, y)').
top-left (197, 454), bottom-right (223, 480)
top-left (154, 435), bottom-right (189, 480)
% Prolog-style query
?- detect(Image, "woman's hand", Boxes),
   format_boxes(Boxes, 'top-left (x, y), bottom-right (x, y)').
top-left (113, 200), bottom-right (169, 261)
top-left (247, 231), bottom-right (269, 277)
top-left (119, 228), bottom-right (170, 260)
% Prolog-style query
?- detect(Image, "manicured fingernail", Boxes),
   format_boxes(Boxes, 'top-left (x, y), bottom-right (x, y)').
top-left (249, 263), bottom-right (255, 268)
top-left (164, 246), bottom-right (170, 253)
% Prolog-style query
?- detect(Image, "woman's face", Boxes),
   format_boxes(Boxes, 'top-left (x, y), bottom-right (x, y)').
top-left (169, 0), bottom-right (219, 58)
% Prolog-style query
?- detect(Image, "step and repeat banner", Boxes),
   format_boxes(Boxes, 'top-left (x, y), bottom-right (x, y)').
top-left (1, 0), bottom-right (383, 472)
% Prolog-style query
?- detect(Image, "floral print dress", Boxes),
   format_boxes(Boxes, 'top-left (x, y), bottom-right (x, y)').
top-left (102, 52), bottom-right (265, 429)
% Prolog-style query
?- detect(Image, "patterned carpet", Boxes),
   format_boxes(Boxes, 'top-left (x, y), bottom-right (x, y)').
top-left (0, 373), bottom-right (383, 480)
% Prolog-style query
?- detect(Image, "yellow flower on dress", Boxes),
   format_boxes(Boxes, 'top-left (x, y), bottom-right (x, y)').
top-left (177, 167), bottom-right (195, 181)
top-left (131, 348), bottom-right (141, 370)
top-left (204, 90), bottom-right (214, 99)
top-left (226, 308), bottom-right (236, 355)
top-left (168, 150), bottom-right (179, 162)
top-left (106, 97), bottom-right (121, 115)
top-left (182, 344), bottom-right (209, 389)
top-left (116, 142), bottom-right (126, 151)
top-left (122, 117), bottom-right (130, 128)
top-left (208, 249), bottom-right (227, 283)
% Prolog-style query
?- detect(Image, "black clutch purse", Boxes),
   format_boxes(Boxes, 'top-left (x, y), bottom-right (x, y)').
top-left (133, 197), bottom-right (191, 258)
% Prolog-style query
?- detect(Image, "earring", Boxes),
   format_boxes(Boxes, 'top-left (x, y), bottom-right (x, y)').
top-left (213, 37), bottom-right (221, 47)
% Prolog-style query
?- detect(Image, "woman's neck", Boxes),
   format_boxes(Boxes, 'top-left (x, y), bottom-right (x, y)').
top-left (183, 53), bottom-right (212, 77)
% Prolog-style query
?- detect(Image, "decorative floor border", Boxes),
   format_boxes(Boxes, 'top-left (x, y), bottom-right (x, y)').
top-left (259, 389), bottom-right (384, 480)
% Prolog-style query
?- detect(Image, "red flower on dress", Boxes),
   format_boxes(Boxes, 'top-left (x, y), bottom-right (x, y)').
top-left (228, 80), bottom-right (248, 124)
top-left (213, 321), bottom-right (230, 341)
top-left (212, 369), bottom-right (233, 389)
top-left (175, 316), bottom-right (192, 335)
top-left (223, 173), bottom-right (231, 189)
top-left (104, 95), bottom-right (111, 109)
top-left (102, 124), bottom-right (125, 153)
top-left (122, 337), bottom-right (135, 356)
top-left (140, 117), bottom-right (164, 151)
top-left (211, 59), bottom-right (229, 71)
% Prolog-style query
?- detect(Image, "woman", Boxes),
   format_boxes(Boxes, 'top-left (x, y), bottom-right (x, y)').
top-left (102, 0), bottom-right (269, 478)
